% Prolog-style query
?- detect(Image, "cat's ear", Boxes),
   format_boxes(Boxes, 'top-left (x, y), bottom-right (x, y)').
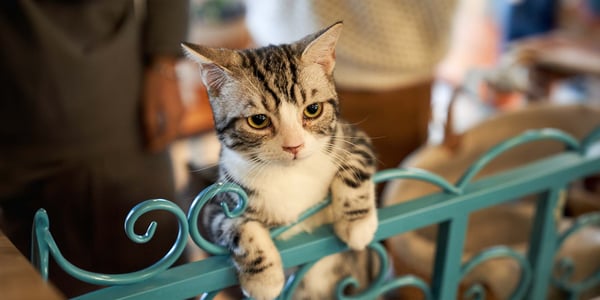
top-left (300, 21), bottom-right (343, 75)
top-left (181, 42), bottom-right (233, 93)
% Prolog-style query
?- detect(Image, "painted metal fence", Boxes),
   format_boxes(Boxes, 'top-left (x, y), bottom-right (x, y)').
top-left (32, 126), bottom-right (600, 300)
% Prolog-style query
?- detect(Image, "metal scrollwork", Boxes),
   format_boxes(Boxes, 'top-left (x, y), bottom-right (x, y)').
top-left (33, 199), bottom-right (188, 285)
top-left (188, 182), bottom-right (248, 255)
top-left (334, 242), bottom-right (433, 300)
top-left (29, 126), bottom-right (600, 299)
top-left (456, 129), bottom-right (580, 189)
top-left (278, 260), bottom-right (320, 299)
top-left (581, 126), bottom-right (600, 154)
top-left (271, 242), bottom-right (433, 300)
top-left (552, 213), bottom-right (600, 298)
top-left (459, 246), bottom-right (532, 300)
top-left (374, 168), bottom-right (461, 195)
top-left (462, 283), bottom-right (486, 300)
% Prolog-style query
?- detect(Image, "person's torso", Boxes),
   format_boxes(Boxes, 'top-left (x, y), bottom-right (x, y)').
top-left (0, 0), bottom-right (144, 164)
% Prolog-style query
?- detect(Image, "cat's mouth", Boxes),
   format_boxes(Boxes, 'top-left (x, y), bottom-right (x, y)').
top-left (283, 153), bottom-right (305, 163)
top-left (277, 150), bottom-right (312, 164)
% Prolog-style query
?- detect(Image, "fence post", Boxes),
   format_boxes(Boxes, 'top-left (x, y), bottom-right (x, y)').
top-left (431, 216), bottom-right (468, 299)
top-left (527, 187), bottom-right (563, 299)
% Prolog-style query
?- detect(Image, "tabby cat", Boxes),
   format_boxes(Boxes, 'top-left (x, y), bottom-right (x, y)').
top-left (182, 22), bottom-right (378, 300)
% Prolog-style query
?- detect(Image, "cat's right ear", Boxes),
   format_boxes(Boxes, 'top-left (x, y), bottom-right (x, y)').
top-left (300, 21), bottom-right (343, 75)
top-left (181, 42), bottom-right (232, 93)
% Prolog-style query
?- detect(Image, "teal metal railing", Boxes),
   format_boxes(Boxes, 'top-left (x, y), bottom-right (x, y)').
top-left (32, 126), bottom-right (600, 299)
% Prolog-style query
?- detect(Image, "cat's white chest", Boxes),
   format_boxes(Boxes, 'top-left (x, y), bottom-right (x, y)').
top-left (224, 150), bottom-right (337, 225)
top-left (260, 158), bottom-right (335, 224)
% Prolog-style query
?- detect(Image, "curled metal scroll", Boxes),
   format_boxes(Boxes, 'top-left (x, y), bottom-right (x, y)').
top-left (278, 260), bottom-right (320, 299)
top-left (552, 212), bottom-right (600, 298)
top-left (335, 242), bottom-right (433, 300)
top-left (459, 246), bottom-right (532, 300)
top-left (275, 242), bottom-right (432, 300)
top-left (581, 126), bottom-right (600, 155)
top-left (456, 129), bottom-right (580, 189)
top-left (462, 283), bottom-right (486, 300)
top-left (188, 182), bottom-right (249, 255)
top-left (374, 167), bottom-right (461, 195)
top-left (32, 199), bottom-right (188, 285)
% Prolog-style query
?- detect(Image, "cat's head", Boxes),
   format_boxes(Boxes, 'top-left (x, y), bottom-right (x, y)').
top-left (182, 22), bottom-right (343, 164)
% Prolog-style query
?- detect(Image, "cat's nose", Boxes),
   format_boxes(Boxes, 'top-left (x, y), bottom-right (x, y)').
top-left (282, 144), bottom-right (304, 155)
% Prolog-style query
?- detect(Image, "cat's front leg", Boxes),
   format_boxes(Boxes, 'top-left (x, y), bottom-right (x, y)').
top-left (230, 220), bottom-right (285, 300)
top-left (331, 173), bottom-right (378, 250)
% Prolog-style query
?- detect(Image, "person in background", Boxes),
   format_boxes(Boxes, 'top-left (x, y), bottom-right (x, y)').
top-left (0, 0), bottom-right (188, 296)
top-left (245, 0), bottom-right (458, 170)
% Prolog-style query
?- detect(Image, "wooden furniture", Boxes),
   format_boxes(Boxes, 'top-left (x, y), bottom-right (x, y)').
top-left (0, 229), bottom-right (64, 300)
top-left (513, 31), bottom-right (600, 100)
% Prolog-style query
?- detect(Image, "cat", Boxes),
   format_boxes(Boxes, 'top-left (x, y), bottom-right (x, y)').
top-left (182, 21), bottom-right (378, 300)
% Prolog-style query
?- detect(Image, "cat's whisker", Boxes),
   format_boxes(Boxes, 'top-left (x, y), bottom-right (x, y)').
top-left (329, 137), bottom-right (360, 148)
top-left (323, 142), bottom-right (376, 182)
top-left (327, 136), bottom-right (384, 166)
top-left (320, 145), bottom-right (348, 170)
top-left (326, 142), bottom-right (355, 157)
top-left (246, 158), bottom-right (268, 177)
top-left (339, 117), bottom-right (370, 127)
top-left (188, 162), bottom-right (220, 173)
top-left (329, 135), bottom-right (365, 140)
top-left (330, 135), bottom-right (387, 143)
top-left (326, 152), bottom-right (352, 175)
top-left (367, 135), bottom-right (387, 141)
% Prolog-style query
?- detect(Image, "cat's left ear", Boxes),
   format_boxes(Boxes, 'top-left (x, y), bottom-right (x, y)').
top-left (181, 42), bottom-right (233, 93)
top-left (301, 21), bottom-right (343, 75)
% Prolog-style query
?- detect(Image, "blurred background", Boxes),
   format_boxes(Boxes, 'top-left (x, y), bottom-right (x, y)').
top-left (1, 0), bottom-right (599, 298)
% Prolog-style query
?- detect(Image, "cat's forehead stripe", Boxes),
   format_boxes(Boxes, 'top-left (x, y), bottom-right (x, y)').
top-left (240, 45), bottom-right (311, 110)
top-left (241, 50), bottom-right (277, 113)
top-left (261, 48), bottom-right (290, 106)
top-left (273, 46), bottom-right (298, 104)
top-left (282, 45), bottom-right (299, 86)
top-left (299, 85), bottom-right (307, 105)
top-left (244, 50), bottom-right (280, 110)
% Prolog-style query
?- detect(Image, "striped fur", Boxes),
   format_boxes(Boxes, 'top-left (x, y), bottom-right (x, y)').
top-left (183, 22), bottom-right (378, 300)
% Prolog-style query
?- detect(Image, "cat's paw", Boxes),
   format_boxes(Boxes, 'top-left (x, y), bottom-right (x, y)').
top-left (334, 210), bottom-right (378, 250)
top-left (239, 267), bottom-right (285, 300)
top-left (234, 222), bottom-right (285, 300)
top-left (332, 178), bottom-right (377, 250)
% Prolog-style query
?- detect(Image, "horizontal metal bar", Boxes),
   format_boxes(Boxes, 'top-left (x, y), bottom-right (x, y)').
top-left (376, 152), bottom-right (600, 240)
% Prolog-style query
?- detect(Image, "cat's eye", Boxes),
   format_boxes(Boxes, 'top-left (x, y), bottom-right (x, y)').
top-left (304, 103), bottom-right (323, 119)
top-left (247, 114), bottom-right (271, 129)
